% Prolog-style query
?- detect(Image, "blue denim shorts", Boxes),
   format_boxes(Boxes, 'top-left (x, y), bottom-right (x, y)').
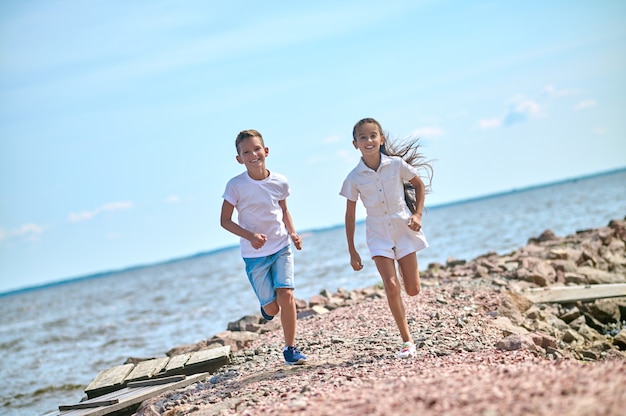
top-left (243, 245), bottom-right (294, 307)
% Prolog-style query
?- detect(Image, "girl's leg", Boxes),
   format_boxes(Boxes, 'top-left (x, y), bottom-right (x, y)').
top-left (397, 252), bottom-right (421, 296)
top-left (276, 288), bottom-right (297, 346)
top-left (373, 256), bottom-right (412, 343)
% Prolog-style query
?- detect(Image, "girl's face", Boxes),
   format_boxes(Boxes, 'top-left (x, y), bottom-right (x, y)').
top-left (236, 135), bottom-right (268, 169)
top-left (353, 122), bottom-right (384, 155)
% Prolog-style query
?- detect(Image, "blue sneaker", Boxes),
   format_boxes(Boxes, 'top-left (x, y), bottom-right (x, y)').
top-left (260, 306), bottom-right (274, 321)
top-left (283, 346), bottom-right (307, 365)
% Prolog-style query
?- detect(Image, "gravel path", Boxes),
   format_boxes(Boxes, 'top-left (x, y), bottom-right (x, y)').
top-left (136, 277), bottom-right (626, 416)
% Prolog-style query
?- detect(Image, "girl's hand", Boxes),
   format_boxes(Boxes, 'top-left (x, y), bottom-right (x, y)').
top-left (407, 213), bottom-right (422, 232)
top-left (250, 233), bottom-right (267, 249)
top-left (350, 252), bottom-right (364, 271)
top-left (290, 233), bottom-right (303, 250)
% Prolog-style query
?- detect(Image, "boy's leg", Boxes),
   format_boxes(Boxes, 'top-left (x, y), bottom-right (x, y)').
top-left (244, 255), bottom-right (277, 319)
top-left (271, 246), bottom-right (306, 364)
top-left (276, 288), bottom-right (296, 346)
top-left (373, 255), bottom-right (412, 343)
top-left (397, 252), bottom-right (421, 296)
top-left (262, 300), bottom-right (279, 317)
top-left (271, 246), bottom-right (296, 345)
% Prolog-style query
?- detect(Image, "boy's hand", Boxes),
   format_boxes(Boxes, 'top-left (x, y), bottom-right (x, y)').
top-left (290, 233), bottom-right (302, 250)
top-left (407, 213), bottom-right (422, 232)
top-left (250, 233), bottom-right (267, 249)
top-left (350, 252), bottom-right (363, 271)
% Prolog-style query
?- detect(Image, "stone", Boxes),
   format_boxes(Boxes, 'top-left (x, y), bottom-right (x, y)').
top-left (309, 294), bottom-right (329, 307)
top-left (530, 332), bottom-right (557, 350)
top-left (578, 266), bottom-right (625, 284)
top-left (491, 316), bottom-right (529, 336)
top-left (212, 331), bottom-right (260, 352)
top-left (582, 299), bottom-right (621, 324)
top-left (613, 329), bottom-right (626, 350)
top-left (562, 329), bottom-right (584, 344)
top-left (495, 334), bottom-right (537, 352)
top-left (519, 257), bottom-right (556, 287)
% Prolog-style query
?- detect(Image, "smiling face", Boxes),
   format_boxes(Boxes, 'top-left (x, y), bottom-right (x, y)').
top-left (353, 122), bottom-right (385, 155)
top-left (236, 135), bottom-right (269, 176)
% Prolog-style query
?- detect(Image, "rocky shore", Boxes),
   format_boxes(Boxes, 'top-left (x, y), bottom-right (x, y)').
top-left (135, 218), bottom-right (626, 416)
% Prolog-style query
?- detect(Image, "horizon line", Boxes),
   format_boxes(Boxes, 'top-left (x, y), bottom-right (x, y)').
top-left (2, 165), bottom-right (624, 297)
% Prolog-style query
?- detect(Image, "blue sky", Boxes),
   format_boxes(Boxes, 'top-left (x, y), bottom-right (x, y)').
top-left (1, 0), bottom-right (624, 293)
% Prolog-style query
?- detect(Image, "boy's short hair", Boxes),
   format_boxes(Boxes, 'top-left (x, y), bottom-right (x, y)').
top-left (235, 129), bottom-right (264, 153)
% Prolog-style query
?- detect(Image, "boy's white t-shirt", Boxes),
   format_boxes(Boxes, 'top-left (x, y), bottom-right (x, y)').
top-left (222, 170), bottom-right (290, 258)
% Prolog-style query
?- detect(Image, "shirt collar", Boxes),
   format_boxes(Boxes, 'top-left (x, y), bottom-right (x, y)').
top-left (357, 153), bottom-right (392, 173)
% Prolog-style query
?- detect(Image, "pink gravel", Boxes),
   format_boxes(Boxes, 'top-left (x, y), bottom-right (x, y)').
top-left (137, 281), bottom-right (626, 416)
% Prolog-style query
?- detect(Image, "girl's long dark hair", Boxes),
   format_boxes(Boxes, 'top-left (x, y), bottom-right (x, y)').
top-left (353, 118), bottom-right (434, 214)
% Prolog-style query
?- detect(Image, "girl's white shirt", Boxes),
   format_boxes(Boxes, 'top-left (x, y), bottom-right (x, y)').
top-left (223, 170), bottom-right (290, 258)
top-left (340, 154), bottom-right (428, 259)
top-left (340, 154), bottom-right (417, 218)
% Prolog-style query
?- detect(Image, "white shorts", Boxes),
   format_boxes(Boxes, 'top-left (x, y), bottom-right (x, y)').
top-left (366, 216), bottom-right (428, 260)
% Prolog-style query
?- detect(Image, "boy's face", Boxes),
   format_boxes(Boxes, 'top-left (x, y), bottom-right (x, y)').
top-left (236, 135), bottom-right (269, 169)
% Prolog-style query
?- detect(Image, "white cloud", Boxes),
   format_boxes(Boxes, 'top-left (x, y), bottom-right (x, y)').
top-left (593, 127), bottom-right (607, 134)
top-left (0, 223), bottom-right (45, 242)
top-left (542, 84), bottom-right (580, 98)
top-left (336, 149), bottom-right (357, 165)
top-left (323, 134), bottom-right (343, 144)
top-left (575, 100), bottom-right (597, 111)
top-left (68, 211), bottom-right (97, 222)
top-left (477, 94), bottom-right (546, 130)
top-left (165, 194), bottom-right (180, 203)
top-left (477, 118), bottom-right (502, 130)
top-left (410, 127), bottom-right (445, 138)
top-left (69, 201), bottom-right (133, 222)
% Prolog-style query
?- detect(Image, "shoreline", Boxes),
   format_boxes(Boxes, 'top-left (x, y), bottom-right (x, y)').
top-left (6, 168), bottom-right (624, 299)
top-left (128, 217), bottom-right (626, 415)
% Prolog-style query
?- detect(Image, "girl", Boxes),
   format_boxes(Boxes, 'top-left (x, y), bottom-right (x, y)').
top-left (340, 117), bottom-right (432, 359)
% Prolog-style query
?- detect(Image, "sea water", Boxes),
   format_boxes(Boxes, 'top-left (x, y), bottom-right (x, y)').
top-left (1, 169), bottom-right (625, 416)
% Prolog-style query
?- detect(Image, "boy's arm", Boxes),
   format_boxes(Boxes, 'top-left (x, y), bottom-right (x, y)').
top-left (220, 200), bottom-right (267, 249)
top-left (345, 199), bottom-right (363, 271)
top-left (407, 175), bottom-right (426, 231)
top-left (278, 199), bottom-right (302, 250)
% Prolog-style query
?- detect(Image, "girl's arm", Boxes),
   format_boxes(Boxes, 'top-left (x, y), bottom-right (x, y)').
top-left (279, 199), bottom-right (302, 250)
top-left (345, 199), bottom-right (363, 271)
top-left (407, 175), bottom-right (426, 231)
top-left (220, 200), bottom-right (267, 249)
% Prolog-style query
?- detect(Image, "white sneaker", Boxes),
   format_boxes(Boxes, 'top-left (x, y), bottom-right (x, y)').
top-left (397, 341), bottom-right (416, 359)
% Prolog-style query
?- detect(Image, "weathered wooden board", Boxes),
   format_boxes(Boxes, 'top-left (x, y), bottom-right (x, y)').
top-left (522, 283), bottom-right (626, 304)
top-left (125, 357), bottom-right (170, 382)
top-left (59, 399), bottom-right (119, 411)
top-left (183, 346), bottom-right (231, 375)
top-left (126, 375), bottom-right (186, 388)
top-left (85, 364), bottom-right (134, 399)
top-left (48, 372), bottom-right (208, 416)
top-left (187, 346), bottom-right (231, 366)
top-left (162, 353), bottom-right (190, 375)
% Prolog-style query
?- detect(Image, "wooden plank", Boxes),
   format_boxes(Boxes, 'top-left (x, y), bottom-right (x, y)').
top-left (162, 353), bottom-right (190, 375)
top-left (125, 357), bottom-right (170, 382)
top-left (522, 283), bottom-right (626, 304)
top-left (59, 400), bottom-right (119, 411)
top-left (186, 346), bottom-right (231, 366)
top-left (127, 375), bottom-right (186, 388)
top-left (48, 372), bottom-right (209, 416)
top-left (85, 364), bottom-right (134, 399)
top-left (183, 346), bottom-right (231, 375)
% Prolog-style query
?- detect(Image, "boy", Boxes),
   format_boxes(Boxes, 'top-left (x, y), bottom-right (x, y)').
top-left (220, 129), bottom-right (307, 365)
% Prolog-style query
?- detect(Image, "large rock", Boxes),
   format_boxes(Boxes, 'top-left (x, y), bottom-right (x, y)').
top-left (517, 257), bottom-right (556, 286)
top-left (577, 266), bottom-right (625, 284)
